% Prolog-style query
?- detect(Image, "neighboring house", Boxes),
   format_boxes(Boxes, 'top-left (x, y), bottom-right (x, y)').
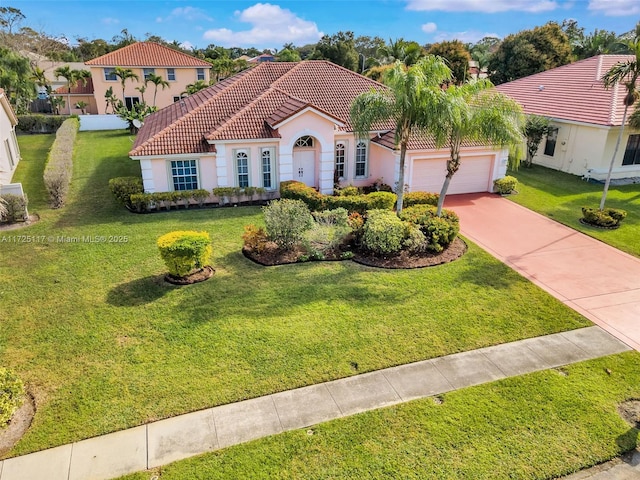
top-left (51, 77), bottom-right (98, 115)
top-left (85, 42), bottom-right (212, 113)
top-left (130, 61), bottom-right (508, 196)
top-left (248, 53), bottom-right (276, 64)
top-left (496, 55), bottom-right (640, 180)
top-left (0, 88), bottom-right (20, 185)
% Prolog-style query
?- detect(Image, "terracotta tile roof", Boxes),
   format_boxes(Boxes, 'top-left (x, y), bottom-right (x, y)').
top-left (131, 61), bottom-right (391, 157)
top-left (53, 77), bottom-right (94, 95)
top-left (372, 131), bottom-right (482, 151)
top-left (495, 55), bottom-right (638, 126)
top-left (85, 42), bottom-right (211, 67)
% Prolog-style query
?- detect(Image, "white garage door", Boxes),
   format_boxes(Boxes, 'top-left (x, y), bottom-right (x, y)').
top-left (410, 155), bottom-right (493, 194)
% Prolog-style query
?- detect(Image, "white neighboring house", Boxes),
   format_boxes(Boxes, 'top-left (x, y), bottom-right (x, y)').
top-left (0, 88), bottom-right (21, 185)
top-left (496, 55), bottom-right (640, 180)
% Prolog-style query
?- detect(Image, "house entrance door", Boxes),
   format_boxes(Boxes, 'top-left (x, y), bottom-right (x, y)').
top-left (293, 150), bottom-right (316, 187)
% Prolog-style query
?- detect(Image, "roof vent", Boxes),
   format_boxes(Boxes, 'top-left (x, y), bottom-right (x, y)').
top-left (538, 85), bottom-right (545, 91)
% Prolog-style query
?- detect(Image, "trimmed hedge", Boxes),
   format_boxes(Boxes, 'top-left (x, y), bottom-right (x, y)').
top-left (16, 114), bottom-right (74, 134)
top-left (109, 177), bottom-right (144, 210)
top-left (129, 189), bottom-right (211, 213)
top-left (157, 231), bottom-right (212, 277)
top-left (0, 193), bottom-right (28, 223)
top-left (43, 117), bottom-right (79, 208)
top-left (281, 181), bottom-right (397, 214)
top-left (0, 367), bottom-right (24, 428)
top-left (581, 207), bottom-right (627, 228)
top-left (403, 191), bottom-right (439, 208)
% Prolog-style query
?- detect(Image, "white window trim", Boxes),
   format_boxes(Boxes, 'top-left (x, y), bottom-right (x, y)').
top-left (544, 127), bottom-right (558, 157)
top-left (234, 149), bottom-right (251, 188)
top-left (167, 68), bottom-right (176, 81)
top-left (4, 139), bottom-right (14, 168)
top-left (167, 159), bottom-right (200, 191)
top-left (196, 68), bottom-right (206, 81)
top-left (143, 68), bottom-right (155, 79)
top-left (335, 140), bottom-right (348, 180)
top-left (104, 67), bottom-right (117, 82)
top-left (354, 140), bottom-right (368, 178)
top-left (260, 147), bottom-right (277, 190)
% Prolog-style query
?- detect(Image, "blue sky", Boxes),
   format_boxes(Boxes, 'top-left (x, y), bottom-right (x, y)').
top-left (7, 0), bottom-right (640, 50)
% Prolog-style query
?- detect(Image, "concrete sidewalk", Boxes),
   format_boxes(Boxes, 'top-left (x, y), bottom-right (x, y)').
top-left (0, 326), bottom-right (629, 480)
top-left (445, 194), bottom-right (640, 352)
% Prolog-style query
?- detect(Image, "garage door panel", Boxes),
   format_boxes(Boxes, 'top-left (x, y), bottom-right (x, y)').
top-left (411, 156), bottom-right (493, 194)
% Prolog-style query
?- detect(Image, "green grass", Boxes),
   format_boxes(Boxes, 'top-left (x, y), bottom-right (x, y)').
top-left (0, 132), bottom-right (592, 457)
top-left (121, 353), bottom-right (640, 480)
top-left (507, 165), bottom-right (640, 257)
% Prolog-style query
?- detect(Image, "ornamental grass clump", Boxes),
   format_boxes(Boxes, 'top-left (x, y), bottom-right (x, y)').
top-left (157, 231), bottom-right (212, 277)
top-left (0, 367), bottom-right (24, 428)
top-left (43, 117), bottom-right (79, 208)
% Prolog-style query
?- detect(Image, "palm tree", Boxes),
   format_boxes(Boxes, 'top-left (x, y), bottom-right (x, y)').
top-left (114, 66), bottom-right (139, 106)
top-left (181, 80), bottom-right (209, 96)
top-left (53, 66), bottom-right (91, 114)
top-left (599, 24), bottom-right (640, 210)
top-left (351, 57), bottom-right (452, 212)
top-left (431, 79), bottom-right (524, 216)
top-left (378, 38), bottom-right (424, 67)
top-left (104, 86), bottom-right (119, 114)
top-left (135, 85), bottom-right (146, 103)
top-left (145, 72), bottom-right (169, 106)
top-left (50, 96), bottom-right (65, 115)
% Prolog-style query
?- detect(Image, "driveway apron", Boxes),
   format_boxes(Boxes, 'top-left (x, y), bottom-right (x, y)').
top-left (445, 193), bottom-right (640, 351)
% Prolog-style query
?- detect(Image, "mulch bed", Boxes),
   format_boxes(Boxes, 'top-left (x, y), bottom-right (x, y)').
top-left (164, 266), bottom-right (215, 285)
top-left (578, 218), bottom-right (621, 230)
top-left (243, 237), bottom-right (467, 269)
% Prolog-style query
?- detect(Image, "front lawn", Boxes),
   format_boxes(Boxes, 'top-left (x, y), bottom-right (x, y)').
top-left (508, 165), bottom-right (640, 257)
top-left (121, 352), bottom-right (640, 480)
top-left (0, 132), bottom-right (594, 457)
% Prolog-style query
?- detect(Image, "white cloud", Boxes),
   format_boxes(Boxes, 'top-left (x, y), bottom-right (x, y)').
top-left (180, 41), bottom-right (195, 50)
top-left (157, 6), bottom-right (213, 23)
top-left (102, 17), bottom-right (119, 25)
top-left (434, 31), bottom-right (500, 43)
top-left (203, 3), bottom-right (323, 47)
top-left (588, 0), bottom-right (640, 16)
top-left (421, 22), bottom-right (437, 33)
top-left (407, 0), bottom-right (558, 13)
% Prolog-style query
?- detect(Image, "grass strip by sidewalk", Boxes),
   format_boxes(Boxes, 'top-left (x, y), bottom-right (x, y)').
top-left (121, 352), bottom-right (640, 480)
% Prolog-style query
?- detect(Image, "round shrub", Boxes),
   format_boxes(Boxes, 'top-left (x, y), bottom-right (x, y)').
top-left (399, 205), bottom-right (459, 252)
top-left (367, 191), bottom-right (397, 210)
top-left (403, 191), bottom-right (439, 208)
top-left (157, 231), bottom-right (212, 277)
top-left (493, 175), bottom-right (518, 195)
top-left (581, 207), bottom-right (627, 228)
top-left (279, 181), bottom-right (325, 211)
top-left (0, 367), bottom-right (24, 428)
top-left (109, 177), bottom-right (144, 210)
top-left (263, 199), bottom-right (314, 249)
top-left (361, 209), bottom-right (406, 255)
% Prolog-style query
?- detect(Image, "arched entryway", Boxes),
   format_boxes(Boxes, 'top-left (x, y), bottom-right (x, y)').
top-left (292, 135), bottom-right (317, 187)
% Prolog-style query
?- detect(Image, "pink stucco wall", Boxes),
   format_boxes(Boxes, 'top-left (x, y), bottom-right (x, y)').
top-left (91, 66), bottom-right (210, 114)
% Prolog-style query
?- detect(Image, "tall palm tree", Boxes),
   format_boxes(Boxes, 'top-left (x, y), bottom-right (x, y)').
top-left (431, 79), bottom-right (524, 216)
top-left (181, 80), bottom-right (209, 96)
top-left (378, 38), bottom-right (424, 67)
top-left (53, 66), bottom-right (90, 114)
top-left (145, 72), bottom-right (169, 106)
top-left (599, 25), bottom-right (640, 210)
top-left (114, 66), bottom-right (139, 106)
top-left (351, 56), bottom-right (452, 213)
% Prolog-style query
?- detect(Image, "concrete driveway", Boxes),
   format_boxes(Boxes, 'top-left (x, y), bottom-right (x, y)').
top-left (445, 193), bottom-right (640, 351)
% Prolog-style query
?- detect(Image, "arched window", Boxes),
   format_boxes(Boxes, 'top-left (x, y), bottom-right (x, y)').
top-left (355, 141), bottom-right (367, 177)
top-left (294, 136), bottom-right (314, 148)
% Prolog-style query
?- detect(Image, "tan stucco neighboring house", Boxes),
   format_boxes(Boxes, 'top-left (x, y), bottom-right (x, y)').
top-left (130, 61), bottom-right (508, 196)
top-left (85, 42), bottom-right (212, 114)
top-left (496, 55), bottom-right (640, 180)
top-left (0, 88), bottom-right (21, 185)
top-left (51, 77), bottom-right (98, 115)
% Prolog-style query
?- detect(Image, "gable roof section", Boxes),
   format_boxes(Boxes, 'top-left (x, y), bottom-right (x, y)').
top-left (0, 88), bottom-right (18, 126)
top-left (53, 77), bottom-right (94, 95)
top-left (85, 42), bottom-right (211, 67)
top-left (495, 55), bottom-right (637, 127)
top-left (131, 61), bottom-right (390, 157)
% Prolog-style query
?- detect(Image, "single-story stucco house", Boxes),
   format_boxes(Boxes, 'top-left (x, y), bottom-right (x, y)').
top-left (130, 61), bottom-right (509, 195)
top-left (0, 88), bottom-right (20, 185)
top-left (495, 54), bottom-right (640, 180)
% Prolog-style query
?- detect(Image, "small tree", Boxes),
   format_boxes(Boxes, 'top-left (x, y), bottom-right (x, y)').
top-left (263, 199), bottom-right (314, 249)
top-left (116, 102), bottom-right (156, 133)
top-left (181, 80), bottom-right (209, 96)
top-left (50, 96), bottom-right (65, 115)
top-left (145, 73), bottom-right (169, 106)
top-left (114, 66), bottom-right (139, 105)
top-left (523, 115), bottom-right (551, 167)
top-left (75, 100), bottom-right (88, 114)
